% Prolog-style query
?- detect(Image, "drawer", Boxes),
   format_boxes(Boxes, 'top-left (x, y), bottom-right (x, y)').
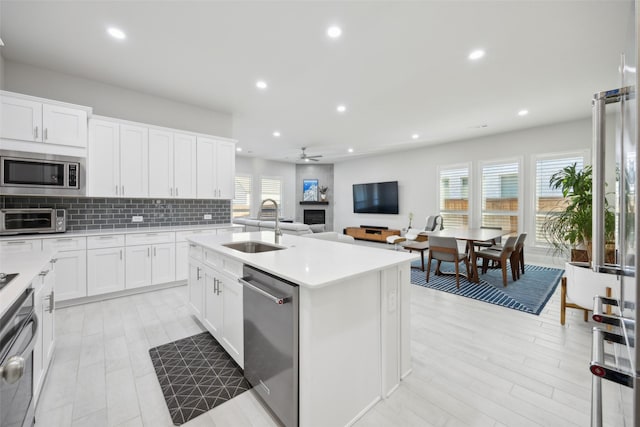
top-left (42, 236), bottom-right (87, 251)
top-left (126, 232), bottom-right (174, 246)
top-left (221, 256), bottom-right (242, 278)
top-left (176, 229), bottom-right (215, 242)
top-left (0, 239), bottom-right (42, 254)
top-left (216, 227), bottom-right (242, 235)
top-left (87, 234), bottom-right (125, 249)
top-left (203, 248), bottom-right (221, 268)
top-left (188, 243), bottom-right (203, 261)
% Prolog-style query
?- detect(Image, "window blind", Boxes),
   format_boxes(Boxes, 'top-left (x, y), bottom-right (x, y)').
top-left (439, 167), bottom-right (469, 228)
top-left (481, 162), bottom-right (519, 232)
top-left (535, 155), bottom-right (584, 244)
top-left (232, 175), bottom-right (252, 218)
top-left (260, 177), bottom-right (283, 217)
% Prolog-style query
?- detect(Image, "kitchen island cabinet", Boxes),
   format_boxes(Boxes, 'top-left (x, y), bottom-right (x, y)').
top-left (187, 231), bottom-right (414, 427)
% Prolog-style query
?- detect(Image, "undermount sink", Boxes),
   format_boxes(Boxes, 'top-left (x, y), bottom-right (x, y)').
top-left (222, 241), bottom-right (286, 253)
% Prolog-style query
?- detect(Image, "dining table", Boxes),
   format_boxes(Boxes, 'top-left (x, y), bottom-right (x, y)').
top-left (427, 227), bottom-right (510, 283)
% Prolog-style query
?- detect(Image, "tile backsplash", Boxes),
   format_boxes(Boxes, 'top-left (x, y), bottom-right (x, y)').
top-left (0, 196), bottom-right (231, 231)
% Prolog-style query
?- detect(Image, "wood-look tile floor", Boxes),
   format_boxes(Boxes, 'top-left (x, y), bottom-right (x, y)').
top-left (36, 273), bottom-right (624, 427)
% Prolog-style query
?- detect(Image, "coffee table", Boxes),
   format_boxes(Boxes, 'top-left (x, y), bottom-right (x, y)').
top-left (401, 240), bottom-right (430, 271)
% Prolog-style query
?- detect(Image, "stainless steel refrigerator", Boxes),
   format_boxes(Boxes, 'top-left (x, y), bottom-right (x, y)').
top-left (590, 3), bottom-right (638, 426)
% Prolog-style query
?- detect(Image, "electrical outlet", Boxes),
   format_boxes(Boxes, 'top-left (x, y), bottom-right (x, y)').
top-left (132, 215), bottom-right (144, 223)
top-left (204, 214), bottom-right (213, 220)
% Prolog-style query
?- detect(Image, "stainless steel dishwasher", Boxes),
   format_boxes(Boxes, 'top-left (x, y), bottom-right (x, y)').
top-left (239, 265), bottom-right (299, 427)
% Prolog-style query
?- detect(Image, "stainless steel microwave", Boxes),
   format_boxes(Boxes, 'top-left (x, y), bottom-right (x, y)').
top-left (0, 151), bottom-right (85, 196)
top-left (0, 208), bottom-right (66, 235)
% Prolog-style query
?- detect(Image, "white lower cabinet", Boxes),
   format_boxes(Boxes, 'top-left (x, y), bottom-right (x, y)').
top-left (34, 261), bottom-right (56, 401)
top-left (125, 245), bottom-right (152, 289)
top-left (188, 260), bottom-right (204, 318)
top-left (50, 250), bottom-right (87, 301)
top-left (188, 248), bottom-right (243, 367)
top-left (152, 243), bottom-right (176, 284)
top-left (87, 247), bottom-right (125, 296)
top-left (176, 242), bottom-right (189, 281)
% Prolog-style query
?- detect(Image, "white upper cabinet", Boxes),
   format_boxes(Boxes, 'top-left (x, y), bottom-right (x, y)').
top-left (42, 104), bottom-right (87, 147)
top-left (216, 140), bottom-right (236, 199)
top-left (148, 129), bottom-right (174, 198)
top-left (196, 137), bottom-right (217, 198)
top-left (0, 92), bottom-right (89, 149)
top-left (120, 124), bottom-right (149, 197)
top-left (88, 119), bottom-right (120, 197)
top-left (173, 133), bottom-right (197, 198)
top-left (196, 136), bottom-right (236, 199)
top-left (1, 96), bottom-right (42, 141)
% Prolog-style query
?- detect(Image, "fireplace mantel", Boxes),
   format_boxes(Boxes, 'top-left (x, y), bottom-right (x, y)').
top-left (299, 201), bottom-right (329, 205)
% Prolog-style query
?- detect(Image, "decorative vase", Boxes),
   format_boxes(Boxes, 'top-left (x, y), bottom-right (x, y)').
top-left (320, 193), bottom-right (327, 201)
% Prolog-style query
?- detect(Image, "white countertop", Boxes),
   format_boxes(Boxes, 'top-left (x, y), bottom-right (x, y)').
top-left (0, 223), bottom-right (242, 241)
top-left (188, 231), bottom-right (417, 289)
top-left (0, 250), bottom-right (56, 315)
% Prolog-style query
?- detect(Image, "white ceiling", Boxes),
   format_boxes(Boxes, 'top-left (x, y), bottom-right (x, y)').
top-left (0, 1), bottom-right (632, 163)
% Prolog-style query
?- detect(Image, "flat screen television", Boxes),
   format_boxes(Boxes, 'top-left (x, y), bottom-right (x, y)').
top-left (352, 181), bottom-right (399, 214)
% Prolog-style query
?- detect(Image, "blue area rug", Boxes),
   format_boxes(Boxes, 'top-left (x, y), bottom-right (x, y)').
top-left (411, 260), bottom-right (564, 315)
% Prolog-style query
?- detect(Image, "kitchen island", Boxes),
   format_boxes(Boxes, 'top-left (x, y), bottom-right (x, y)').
top-left (187, 231), bottom-right (415, 427)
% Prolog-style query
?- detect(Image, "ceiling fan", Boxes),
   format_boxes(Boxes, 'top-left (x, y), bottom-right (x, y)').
top-left (299, 147), bottom-right (323, 162)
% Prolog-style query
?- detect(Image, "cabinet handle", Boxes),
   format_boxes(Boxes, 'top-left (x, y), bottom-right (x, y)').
top-left (214, 278), bottom-right (218, 293)
top-left (55, 238), bottom-right (73, 242)
top-left (196, 267), bottom-right (201, 280)
top-left (170, 187), bottom-right (173, 196)
top-left (120, 249), bottom-right (123, 260)
top-left (44, 128), bottom-right (48, 140)
top-left (189, 243), bottom-right (197, 248)
top-left (147, 247), bottom-right (150, 257)
top-left (39, 269), bottom-right (49, 277)
top-left (98, 236), bottom-right (115, 239)
top-left (176, 187), bottom-right (179, 197)
top-left (34, 126), bottom-right (39, 139)
top-left (153, 247), bottom-right (156, 257)
top-left (115, 185), bottom-right (119, 195)
top-left (50, 258), bottom-right (58, 264)
top-left (122, 185), bottom-right (125, 195)
top-left (6, 241), bottom-right (26, 244)
top-left (48, 290), bottom-right (55, 313)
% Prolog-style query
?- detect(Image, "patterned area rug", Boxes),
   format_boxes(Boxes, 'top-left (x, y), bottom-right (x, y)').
top-left (411, 260), bottom-right (564, 315)
top-left (149, 332), bottom-right (251, 425)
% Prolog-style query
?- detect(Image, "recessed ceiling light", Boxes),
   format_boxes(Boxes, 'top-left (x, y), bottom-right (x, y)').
top-left (256, 80), bottom-right (268, 90)
top-left (518, 109), bottom-right (529, 116)
top-left (412, 134), bottom-right (419, 140)
top-left (336, 104), bottom-right (347, 113)
top-left (273, 131), bottom-right (281, 137)
top-left (468, 49), bottom-right (485, 60)
top-left (107, 27), bottom-right (126, 40)
top-left (236, 147), bottom-right (242, 152)
top-left (348, 148), bottom-right (354, 153)
top-left (327, 26), bottom-right (342, 39)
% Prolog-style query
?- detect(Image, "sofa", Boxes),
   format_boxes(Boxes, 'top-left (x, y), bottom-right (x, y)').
top-left (232, 218), bottom-right (325, 235)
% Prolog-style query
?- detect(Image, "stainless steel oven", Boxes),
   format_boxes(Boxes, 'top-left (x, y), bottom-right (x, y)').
top-left (0, 151), bottom-right (85, 196)
top-left (0, 287), bottom-right (37, 427)
top-left (0, 209), bottom-right (66, 236)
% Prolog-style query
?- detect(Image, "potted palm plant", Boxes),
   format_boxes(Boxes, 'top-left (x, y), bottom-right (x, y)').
top-left (542, 163), bottom-right (615, 263)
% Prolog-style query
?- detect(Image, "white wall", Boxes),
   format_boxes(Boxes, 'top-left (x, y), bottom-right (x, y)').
top-left (3, 60), bottom-right (232, 137)
top-left (334, 118), bottom-right (592, 265)
top-left (235, 156), bottom-right (296, 219)
top-left (0, 52), bottom-right (5, 90)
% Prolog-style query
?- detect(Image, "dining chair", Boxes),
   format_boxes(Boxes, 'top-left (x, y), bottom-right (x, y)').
top-left (511, 233), bottom-right (527, 279)
top-left (475, 235), bottom-right (518, 287)
top-left (426, 235), bottom-right (470, 289)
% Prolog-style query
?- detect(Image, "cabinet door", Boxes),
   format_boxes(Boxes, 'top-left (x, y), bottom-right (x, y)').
top-left (87, 248), bottom-right (125, 296)
top-left (88, 119), bottom-right (120, 197)
top-left (152, 243), bottom-right (176, 285)
top-left (196, 137), bottom-right (216, 198)
top-left (203, 268), bottom-right (223, 339)
top-left (120, 124), bottom-right (149, 197)
top-left (42, 103), bottom-right (87, 147)
top-left (53, 249), bottom-right (87, 301)
top-left (148, 129), bottom-right (174, 198)
top-left (125, 245), bottom-right (152, 289)
top-left (188, 261), bottom-right (204, 319)
top-left (221, 273), bottom-right (243, 365)
top-left (0, 96), bottom-right (42, 141)
top-left (173, 133), bottom-right (197, 198)
top-left (216, 140), bottom-right (236, 199)
top-left (176, 242), bottom-right (189, 281)
top-left (0, 239), bottom-right (41, 254)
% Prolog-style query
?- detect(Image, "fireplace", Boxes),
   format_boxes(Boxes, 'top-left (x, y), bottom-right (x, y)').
top-left (303, 209), bottom-right (325, 225)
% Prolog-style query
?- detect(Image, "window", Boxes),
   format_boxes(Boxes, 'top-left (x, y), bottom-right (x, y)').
top-left (481, 161), bottom-right (519, 232)
top-left (535, 154), bottom-right (585, 244)
top-left (439, 166), bottom-right (470, 228)
top-left (232, 175), bottom-right (252, 218)
top-left (260, 177), bottom-right (283, 217)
